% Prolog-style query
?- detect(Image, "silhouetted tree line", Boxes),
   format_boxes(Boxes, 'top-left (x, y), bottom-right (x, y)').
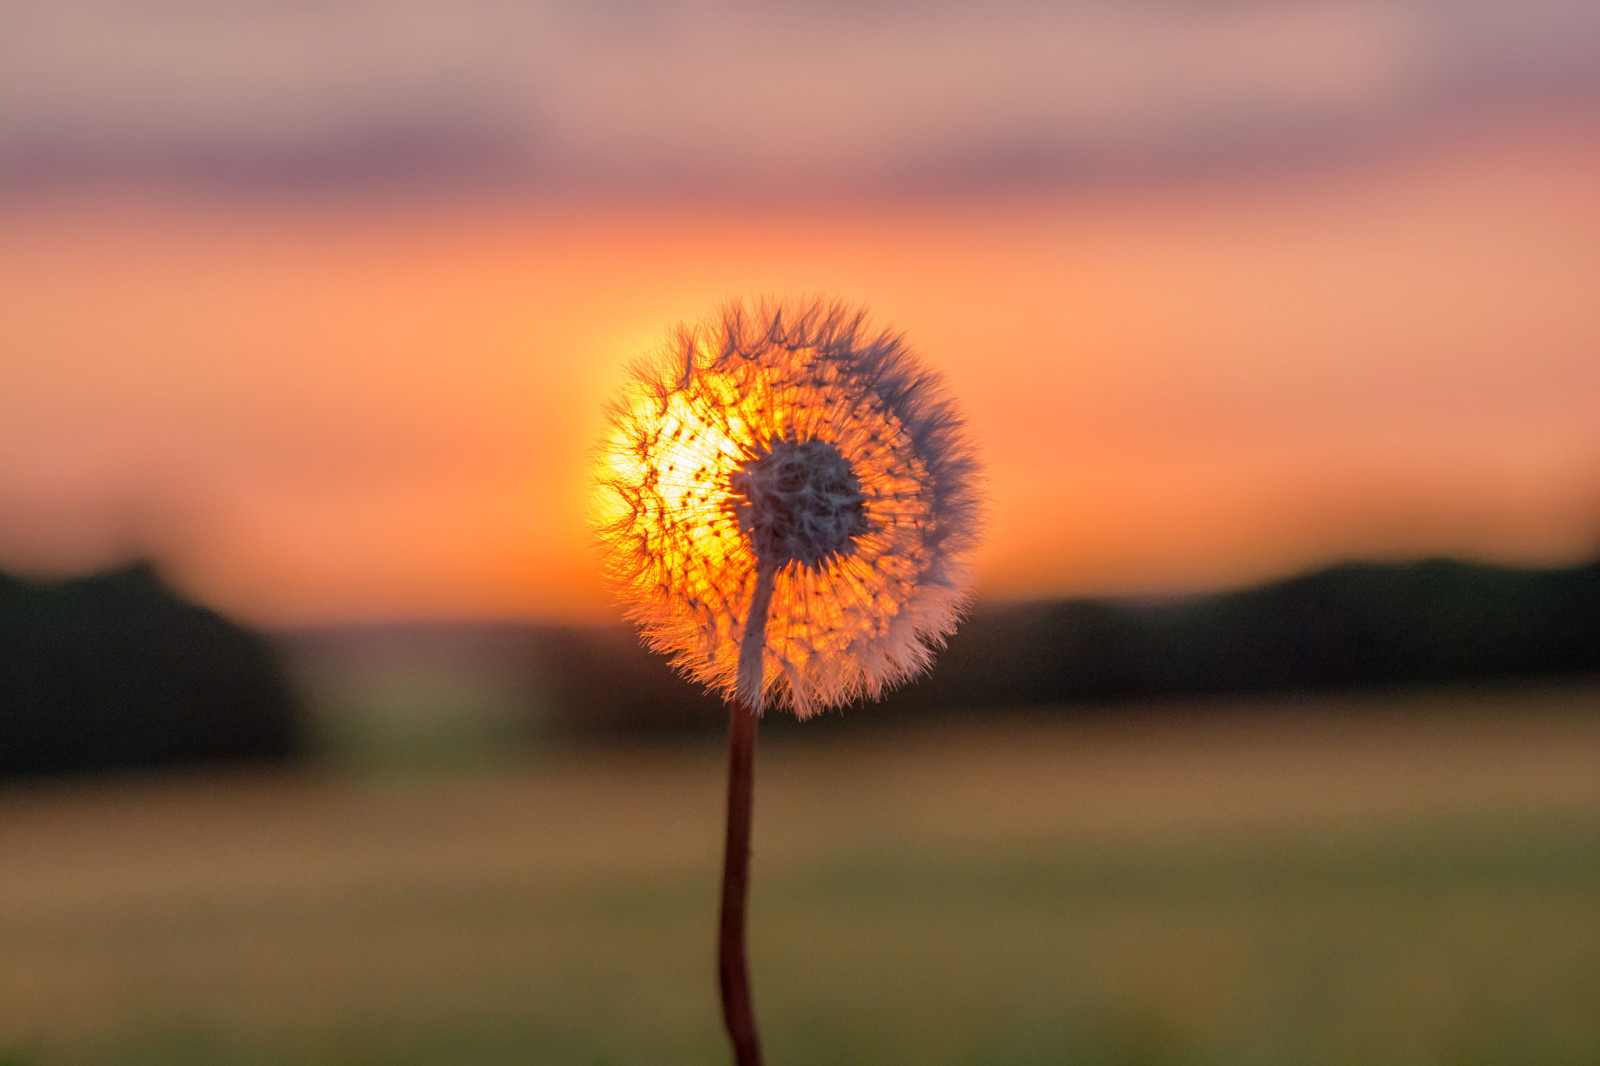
top-left (7, 556), bottom-right (1599, 769)
top-left (538, 557), bottom-right (1600, 737)
top-left (0, 562), bottom-right (304, 779)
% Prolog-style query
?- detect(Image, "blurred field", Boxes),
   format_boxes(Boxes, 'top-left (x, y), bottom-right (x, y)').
top-left (3, 685), bottom-right (1600, 1065)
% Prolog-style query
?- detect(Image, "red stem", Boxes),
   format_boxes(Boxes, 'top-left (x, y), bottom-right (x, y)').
top-left (719, 694), bottom-right (763, 1066)
top-left (720, 565), bottom-right (773, 1066)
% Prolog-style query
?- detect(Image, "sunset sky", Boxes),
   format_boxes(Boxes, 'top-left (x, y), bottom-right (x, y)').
top-left (2, 0), bottom-right (1599, 626)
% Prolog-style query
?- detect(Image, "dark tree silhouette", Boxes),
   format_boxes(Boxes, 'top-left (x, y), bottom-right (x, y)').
top-left (527, 556), bottom-right (1600, 737)
top-left (0, 561), bottom-right (305, 778)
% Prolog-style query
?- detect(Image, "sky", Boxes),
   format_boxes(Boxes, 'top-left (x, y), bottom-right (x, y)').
top-left (2, 0), bottom-right (1599, 625)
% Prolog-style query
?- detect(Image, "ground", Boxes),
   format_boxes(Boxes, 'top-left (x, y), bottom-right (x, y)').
top-left (3, 684), bottom-right (1599, 1065)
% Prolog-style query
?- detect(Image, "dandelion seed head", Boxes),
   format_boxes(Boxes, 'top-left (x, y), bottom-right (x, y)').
top-left (593, 297), bottom-right (983, 718)
top-left (730, 438), bottom-right (868, 570)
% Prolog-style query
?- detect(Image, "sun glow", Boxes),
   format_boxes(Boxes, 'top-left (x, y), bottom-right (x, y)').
top-left (598, 384), bottom-right (751, 588)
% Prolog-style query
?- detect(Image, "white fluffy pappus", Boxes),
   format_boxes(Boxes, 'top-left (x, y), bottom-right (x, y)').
top-left (593, 297), bottom-right (983, 717)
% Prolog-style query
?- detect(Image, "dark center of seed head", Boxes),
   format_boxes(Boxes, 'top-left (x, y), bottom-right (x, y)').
top-left (729, 438), bottom-right (868, 569)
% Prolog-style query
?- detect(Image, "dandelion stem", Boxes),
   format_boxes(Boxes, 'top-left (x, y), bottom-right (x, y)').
top-left (720, 564), bottom-right (774, 1066)
top-left (735, 563), bottom-right (776, 711)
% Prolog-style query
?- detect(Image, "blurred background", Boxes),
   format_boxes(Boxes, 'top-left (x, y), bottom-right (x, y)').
top-left (2, 1), bottom-right (1599, 1063)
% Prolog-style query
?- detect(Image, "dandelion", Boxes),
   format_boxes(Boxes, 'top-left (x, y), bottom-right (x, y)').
top-left (593, 297), bottom-right (982, 1064)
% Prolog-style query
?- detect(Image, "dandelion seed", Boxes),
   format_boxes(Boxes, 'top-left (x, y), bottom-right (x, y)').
top-left (594, 296), bottom-right (983, 717)
top-left (592, 296), bottom-right (983, 1066)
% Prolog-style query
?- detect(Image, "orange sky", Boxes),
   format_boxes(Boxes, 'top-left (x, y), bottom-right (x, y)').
top-left (2, 123), bottom-right (1599, 625)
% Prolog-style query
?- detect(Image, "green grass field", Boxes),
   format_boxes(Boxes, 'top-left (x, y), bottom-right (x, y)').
top-left (4, 685), bottom-right (1600, 1065)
